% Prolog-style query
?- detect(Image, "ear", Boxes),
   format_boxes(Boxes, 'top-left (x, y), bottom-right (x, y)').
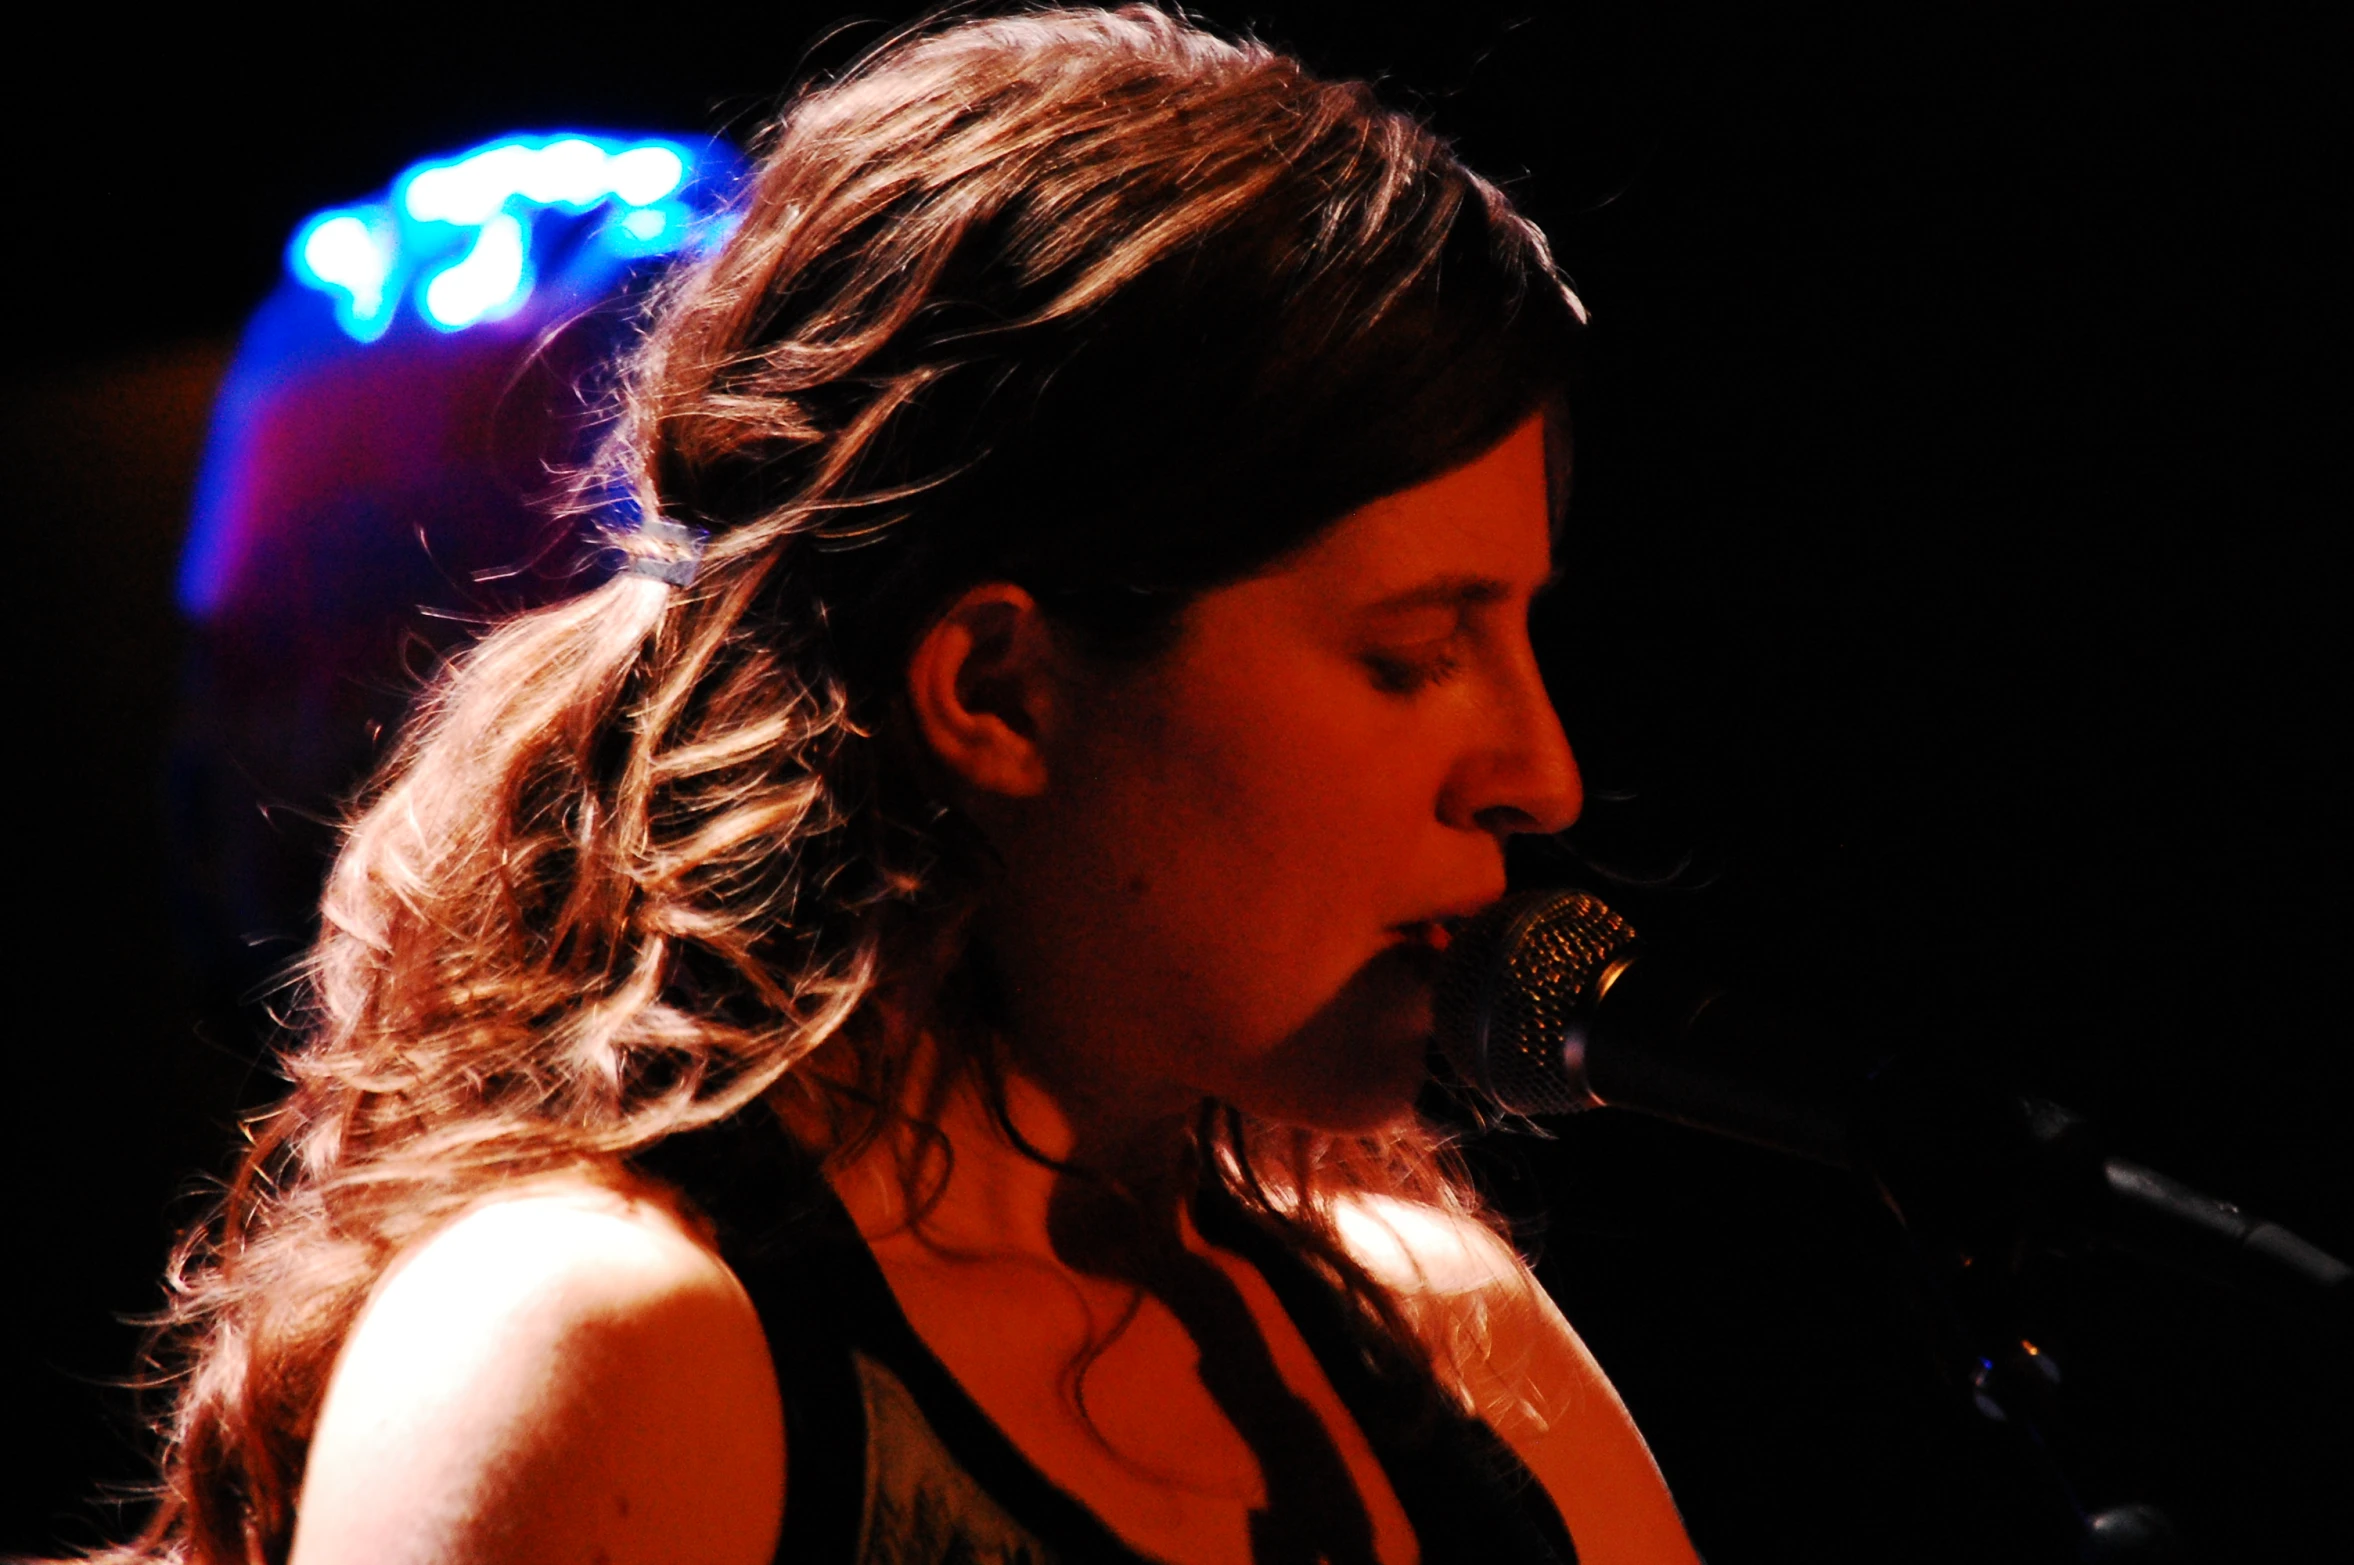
top-left (905, 582), bottom-right (1066, 800)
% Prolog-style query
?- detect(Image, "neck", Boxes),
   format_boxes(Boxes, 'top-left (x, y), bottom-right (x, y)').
top-left (825, 1032), bottom-right (1203, 1257)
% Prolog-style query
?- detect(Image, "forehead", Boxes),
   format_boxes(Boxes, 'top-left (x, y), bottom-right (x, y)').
top-left (1276, 414), bottom-right (1554, 601)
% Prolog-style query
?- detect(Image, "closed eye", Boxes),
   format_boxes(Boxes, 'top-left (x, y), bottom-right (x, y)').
top-left (1363, 643), bottom-right (1466, 695)
top-left (1353, 572), bottom-right (1534, 696)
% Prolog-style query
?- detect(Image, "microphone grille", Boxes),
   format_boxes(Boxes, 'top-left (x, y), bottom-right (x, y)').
top-left (1434, 889), bottom-right (1641, 1115)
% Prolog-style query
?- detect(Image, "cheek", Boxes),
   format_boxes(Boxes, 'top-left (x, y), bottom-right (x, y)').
top-left (1134, 681), bottom-right (1370, 889)
top-left (1107, 667), bottom-right (1441, 1033)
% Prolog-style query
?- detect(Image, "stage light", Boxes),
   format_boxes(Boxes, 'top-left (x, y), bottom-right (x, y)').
top-left (403, 144), bottom-right (527, 225)
top-left (289, 207), bottom-right (398, 342)
top-left (608, 145), bottom-right (686, 206)
top-left (515, 136), bottom-right (611, 208)
top-left (421, 213), bottom-right (531, 330)
top-left (602, 202), bottom-right (695, 259)
top-left (291, 132), bottom-right (730, 342)
top-left (184, 128), bottom-right (742, 616)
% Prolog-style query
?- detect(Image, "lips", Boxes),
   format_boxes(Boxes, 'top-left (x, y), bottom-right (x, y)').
top-left (1390, 919), bottom-right (1454, 953)
top-left (1394, 891), bottom-right (1506, 951)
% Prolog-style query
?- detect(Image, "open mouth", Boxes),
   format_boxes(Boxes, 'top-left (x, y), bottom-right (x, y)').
top-left (1389, 920), bottom-right (1454, 953)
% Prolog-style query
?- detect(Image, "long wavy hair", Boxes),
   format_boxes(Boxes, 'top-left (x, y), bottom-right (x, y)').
top-left (105, 7), bottom-right (1587, 1560)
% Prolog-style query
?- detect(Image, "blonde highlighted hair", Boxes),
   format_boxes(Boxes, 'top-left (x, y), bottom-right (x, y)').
top-left (105, 7), bottom-right (1587, 1559)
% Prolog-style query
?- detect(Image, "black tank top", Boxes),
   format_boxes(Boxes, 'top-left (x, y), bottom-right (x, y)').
top-left (641, 1110), bottom-right (1578, 1565)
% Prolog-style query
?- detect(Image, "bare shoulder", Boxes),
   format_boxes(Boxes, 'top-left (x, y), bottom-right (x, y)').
top-left (1330, 1192), bottom-right (1606, 1420)
top-left (289, 1179), bottom-right (784, 1565)
top-left (1331, 1189), bottom-right (1528, 1299)
top-left (1332, 1193), bottom-right (1702, 1565)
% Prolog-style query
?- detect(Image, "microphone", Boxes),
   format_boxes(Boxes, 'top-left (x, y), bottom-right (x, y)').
top-left (1433, 889), bottom-right (2350, 1310)
top-left (1431, 889), bottom-right (1845, 1158)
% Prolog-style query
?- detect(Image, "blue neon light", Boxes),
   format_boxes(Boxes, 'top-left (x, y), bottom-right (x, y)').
top-left (422, 212), bottom-right (533, 330)
top-left (284, 132), bottom-right (730, 342)
top-left (290, 206), bottom-right (400, 341)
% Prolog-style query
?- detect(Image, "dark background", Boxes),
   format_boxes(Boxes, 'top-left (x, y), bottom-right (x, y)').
top-left (3, 3), bottom-right (2343, 1560)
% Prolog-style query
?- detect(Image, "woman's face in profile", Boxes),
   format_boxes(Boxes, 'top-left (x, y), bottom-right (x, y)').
top-left (987, 413), bottom-right (1581, 1136)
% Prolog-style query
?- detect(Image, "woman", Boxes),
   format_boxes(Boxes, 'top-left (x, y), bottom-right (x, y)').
top-left (111, 8), bottom-right (1700, 1563)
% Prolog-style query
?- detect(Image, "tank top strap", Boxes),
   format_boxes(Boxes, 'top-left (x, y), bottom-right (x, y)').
top-left (633, 1107), bottom-right (867, 1563)
top-left (636, 1108), bottom-right (1159, 1565)
top-left (1189, 1182), bottom-right (1580, 1565)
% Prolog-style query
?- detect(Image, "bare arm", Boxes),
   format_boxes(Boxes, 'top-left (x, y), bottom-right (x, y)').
top-left (288, 1186), bottom-right (784, 1565)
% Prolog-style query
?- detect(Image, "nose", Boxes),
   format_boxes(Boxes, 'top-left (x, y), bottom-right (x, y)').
top-left (1442, 640), bottom-right (1583, 842)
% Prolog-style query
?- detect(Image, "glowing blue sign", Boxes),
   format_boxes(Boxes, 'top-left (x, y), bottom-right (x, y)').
top-left (293, 207), bottom-right (400, 341)
top-left (422, 212), bottom-right (532, 330)
top-left (285, 132), bottom-right (732, 341)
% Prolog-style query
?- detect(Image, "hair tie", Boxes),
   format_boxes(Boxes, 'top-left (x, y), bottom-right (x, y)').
top-left (625, 517), bottom-right (709, 588)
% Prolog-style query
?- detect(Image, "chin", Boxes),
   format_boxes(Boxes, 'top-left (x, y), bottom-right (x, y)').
top-left (1242, 939), bottom-right (1441, 1133)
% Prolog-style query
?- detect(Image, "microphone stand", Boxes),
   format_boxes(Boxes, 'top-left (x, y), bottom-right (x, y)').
top-left (1864, 1182), bottom-right (2193, 1563)
top-left (1846, 1058), bottom-right (2345, 1564)
top-left (1575, 965), bottom-right (2348, 1561)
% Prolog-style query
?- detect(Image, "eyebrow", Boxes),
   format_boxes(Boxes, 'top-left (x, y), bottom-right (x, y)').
top-left (1361, 568), bottom-right (1564, 615)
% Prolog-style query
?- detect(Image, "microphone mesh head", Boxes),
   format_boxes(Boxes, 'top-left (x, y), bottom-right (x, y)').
top-left (1433, 890), bottom-right (1641, 1116)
